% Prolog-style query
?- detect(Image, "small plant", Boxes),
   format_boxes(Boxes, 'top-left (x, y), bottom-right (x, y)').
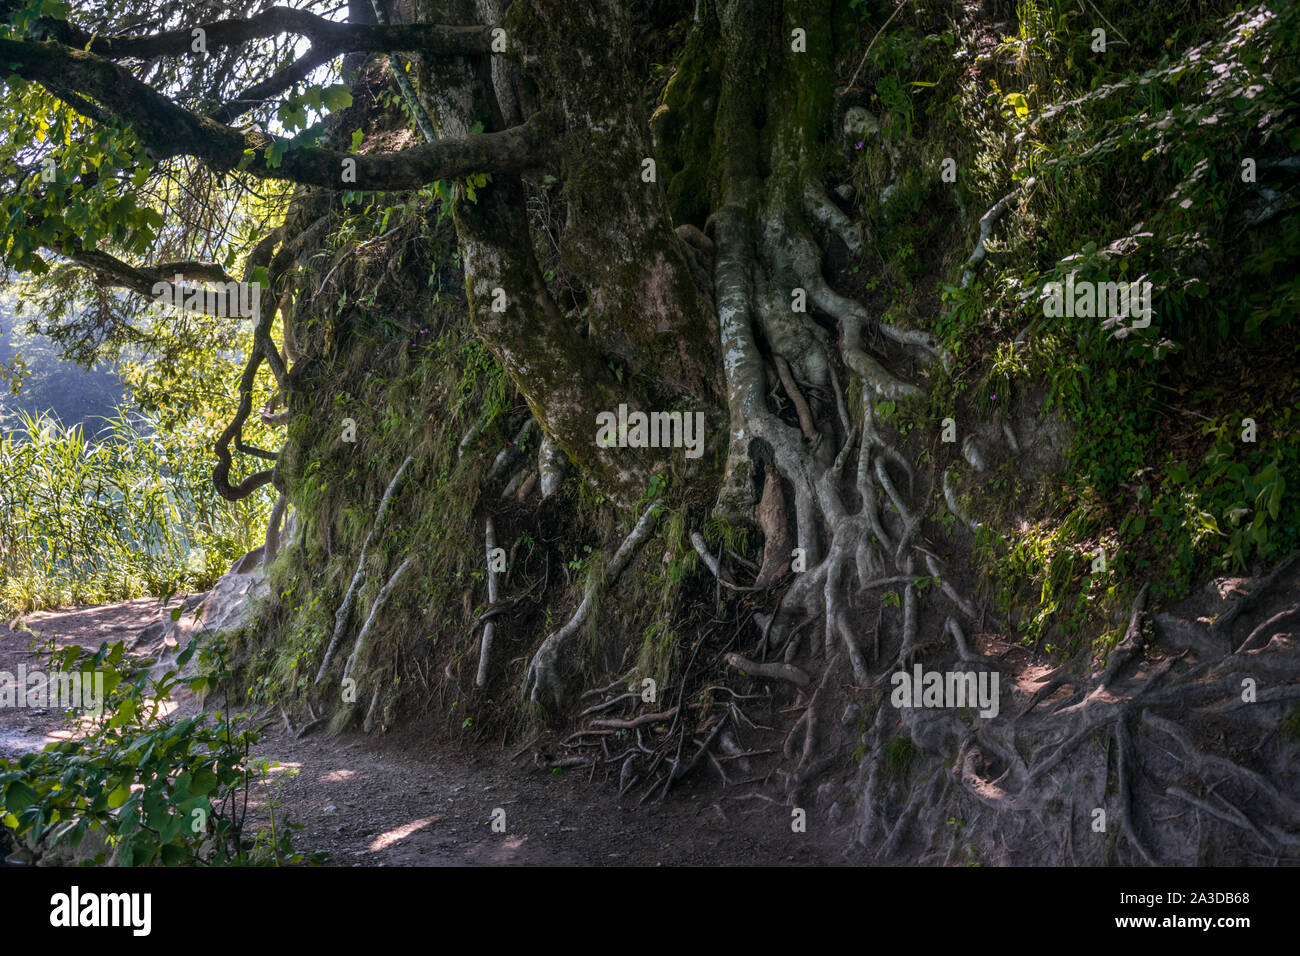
top-left (883, 736), bottom-right (916, 778)
top-left (0, 620), bottom-right (324, 866)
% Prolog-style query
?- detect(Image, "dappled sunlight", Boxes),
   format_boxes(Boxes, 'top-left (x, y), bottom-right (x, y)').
top-left (368, 816), bottom-right (437, 852)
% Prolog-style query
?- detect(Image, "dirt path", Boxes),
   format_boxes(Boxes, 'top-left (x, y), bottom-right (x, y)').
top-left (1, 600), bottom-right (845, 866)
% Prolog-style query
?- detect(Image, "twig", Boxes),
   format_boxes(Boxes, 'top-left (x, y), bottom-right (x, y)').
top-left (846, 1), bottom-right (909, 91)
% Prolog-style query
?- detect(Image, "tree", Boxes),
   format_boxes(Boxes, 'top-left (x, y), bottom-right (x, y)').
top-left (2, 0), bottom-right (940, 702)
top-left (6, 0), bottom-right (1299, 864)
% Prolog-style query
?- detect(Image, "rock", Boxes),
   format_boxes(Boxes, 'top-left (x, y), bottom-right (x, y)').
top-left (841, 702), bottom-right (862, 727)
top-left (131, 620), bottom-right (166, 649)
top-left (843, 106), bottom-right (879, 143)
top-left (197, 548), bottom-right (273, 635)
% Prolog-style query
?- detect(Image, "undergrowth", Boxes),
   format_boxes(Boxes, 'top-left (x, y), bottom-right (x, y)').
top-left (845, 0), bottom-right (1300, 656)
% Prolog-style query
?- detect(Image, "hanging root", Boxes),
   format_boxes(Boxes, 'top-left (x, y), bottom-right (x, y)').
top-left (942, 467), bottom-right (979, 532)
top-left (803, 181), bottom-right (863, 255)
top-left (486, 417), bottom-right (538, 484)
top-left (923, 551), bottom-right (980, 622)
top-left (475, 516), bottom-right (501, 687)
top-left (538, 432), bottom-right (569, 498)
top-left (691, 532), bottom-right (762, 591)
top-left (960, 180), bottom-right (1033, 289)
top-left (342, 555), bottom-right (414, 684)
top-left (523, 501), bottom-right (659, 708)
top-left (314, 455), bottom-right (415, 686)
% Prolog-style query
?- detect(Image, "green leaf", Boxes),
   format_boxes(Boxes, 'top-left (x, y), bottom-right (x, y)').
top-left (322, 85), bottom-right (354, 112)
top-left (3, 780), bottom-right (39, 814)
top-left (106, 783), bottom-right (132, 809)
top-left (160, 843), bottom-right (188, 866)
top-left (189, 767), bottom-right (217, 796)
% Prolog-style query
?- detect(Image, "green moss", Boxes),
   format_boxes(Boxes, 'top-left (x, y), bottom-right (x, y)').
top-left (654, 14), bottom-right (720, 227)
top-left (1281, 704), bottom-right (1300, 743)
top-left (884, 735), bottom-right (916, 778)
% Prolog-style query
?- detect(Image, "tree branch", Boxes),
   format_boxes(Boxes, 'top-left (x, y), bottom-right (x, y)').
top-left (2, 38), bottom-right (550, 192)
top-left (65, 245), bottom-right (241, 314)
top-left (209, 45), bottom-right (333, 125)
top-left (39, 8), bottom-right (494, 61)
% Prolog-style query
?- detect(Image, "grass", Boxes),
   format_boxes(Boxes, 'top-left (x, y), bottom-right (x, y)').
top-left (0, 408), bottom-right (272, 615)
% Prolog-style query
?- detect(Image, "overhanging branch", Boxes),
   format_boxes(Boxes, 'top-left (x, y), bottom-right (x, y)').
top-left (38, 8), bottom-right (494, 60)
top-left (2, 38), bottom-right (551, 192)
top-left (66, 246), bottom-right (244, 316)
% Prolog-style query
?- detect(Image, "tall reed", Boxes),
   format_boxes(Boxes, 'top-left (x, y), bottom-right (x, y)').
top-left (0, 409), bottom-right (272, 614)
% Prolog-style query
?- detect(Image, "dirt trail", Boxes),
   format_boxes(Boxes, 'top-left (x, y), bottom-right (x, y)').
top-left (1, 600), bottom-right (844, 866)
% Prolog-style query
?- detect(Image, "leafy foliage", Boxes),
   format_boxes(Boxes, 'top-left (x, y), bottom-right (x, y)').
top-left (0, 629), bottom-right (323, 865)
top-left (0, 408), bottom-right (272, 614)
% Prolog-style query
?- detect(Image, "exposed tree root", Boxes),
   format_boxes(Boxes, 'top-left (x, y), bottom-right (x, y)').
top-left (724, 653), bottom-right (810, 689)
top-left (523, 501), bottom-right (659, 708)
top-left (314, 455), bottom-right (414, 686)
top-left (960, 180), bottom-right (1033, 289)
top-left (509, 3), bottom-right (1298, 867)
top-left (475, 516), bottom-right (500, 687)
top-left (342, 554), bottom-right (414, 683)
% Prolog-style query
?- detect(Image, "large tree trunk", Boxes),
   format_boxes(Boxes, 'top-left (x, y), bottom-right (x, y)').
top-left (408, 0), bottom-right (727, 507)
